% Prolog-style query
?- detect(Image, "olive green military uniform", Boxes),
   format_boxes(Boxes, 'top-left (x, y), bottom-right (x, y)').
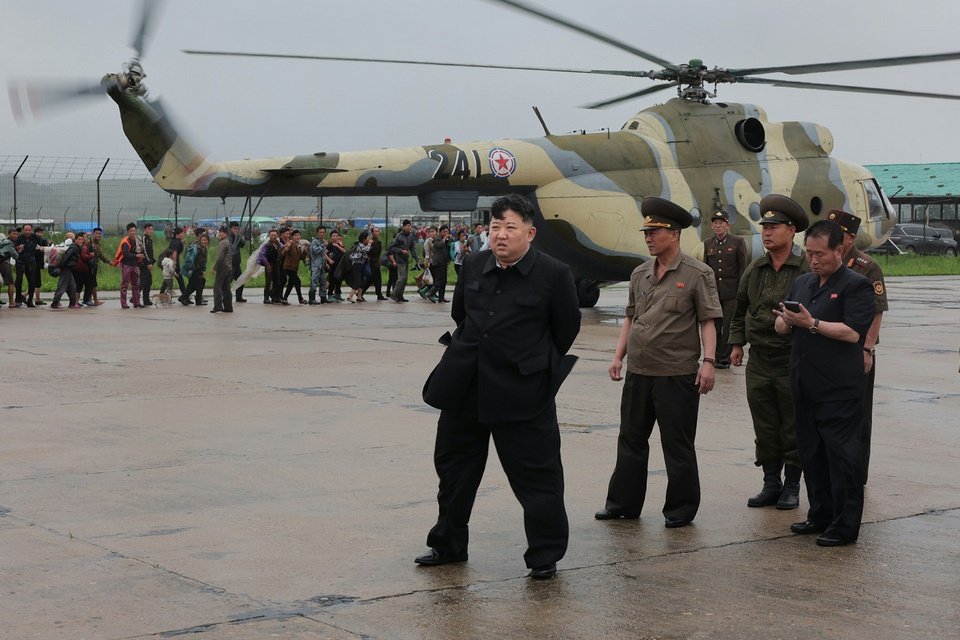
top-left (729, 251), bottom-right (809, 468)
top-left (844, 247), bottom-right (888, 485)
top-left (704, 231), bottom-right (748, 366)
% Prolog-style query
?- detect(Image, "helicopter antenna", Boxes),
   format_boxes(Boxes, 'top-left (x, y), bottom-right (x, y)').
top-left (532, 106), bottom-right (551, 136)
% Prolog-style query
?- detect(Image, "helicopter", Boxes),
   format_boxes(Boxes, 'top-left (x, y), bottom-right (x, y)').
top-left (11, 0), bottom-right (960, 307)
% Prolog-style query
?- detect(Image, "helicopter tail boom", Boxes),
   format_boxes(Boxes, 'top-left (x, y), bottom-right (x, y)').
top-left (107, 77), bottom-right (213, 194)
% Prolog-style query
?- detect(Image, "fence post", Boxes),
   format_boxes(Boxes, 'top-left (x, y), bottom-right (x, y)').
top-left (95, 158), bottom-right (110, 228)
top-left (12, 155), bottom-right (28, 224)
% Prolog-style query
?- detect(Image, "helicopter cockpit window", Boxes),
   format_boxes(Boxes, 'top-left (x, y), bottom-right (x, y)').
top-left (862, 179), bottom-right (891, 221)
top-left (628, 121), bottom-right (639, 130)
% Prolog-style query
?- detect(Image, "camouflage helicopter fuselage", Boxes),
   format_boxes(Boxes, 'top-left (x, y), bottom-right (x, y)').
top-left (109, 80), bottom-right (893, 296)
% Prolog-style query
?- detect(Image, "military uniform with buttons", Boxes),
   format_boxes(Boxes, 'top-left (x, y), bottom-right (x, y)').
top-left (828, 209), bottom-right (889, 486)
top-left (703, 210), bottom-right (748, 368)
top-left (728, 194), bottom-right (810, 510)
top-left (598, 197), bottom-right (723, 527)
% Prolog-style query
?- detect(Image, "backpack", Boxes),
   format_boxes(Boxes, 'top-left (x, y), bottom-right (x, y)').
top-left (47, 248), bottom-right (63, 277)
top-left (183, 242), bottom-right (199, 275)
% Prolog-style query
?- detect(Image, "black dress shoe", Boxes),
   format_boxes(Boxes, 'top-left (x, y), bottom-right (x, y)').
top-left (528, 563), bottom-right (557, 580)
top-left (790, 520), bottom-right (828, 535)
top-left (594, 508), bottom-right (640, 520)
top-left (236, 298), bottom-right (247, 303)
top-left (414, 548), bottom-right (467, 566)
top-left (816, 533), bottom-right (856, 547)
top-left (714, 361), bottom-right (731, 369)
top-left (664, 517), bottom-right (692, 528)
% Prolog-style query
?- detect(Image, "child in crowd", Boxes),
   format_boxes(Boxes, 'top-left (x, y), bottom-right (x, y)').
top-left (159, 249), bottom-right (176, 296)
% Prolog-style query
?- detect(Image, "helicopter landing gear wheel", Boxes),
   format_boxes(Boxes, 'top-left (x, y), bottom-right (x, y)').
top-left (576, 279), bottom-right (601, 308)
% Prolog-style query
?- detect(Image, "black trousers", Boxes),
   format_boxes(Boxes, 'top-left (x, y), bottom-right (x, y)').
top-left (282, 268), bottom-right (302, 301)
top-left (427, 401), bottom-right (568, 568)
top-left (183, 271), bottom-right (205, 302)
top-left (15, 263), bottom-right (40, 302)
top-left (365, 263), bottom-right (383, 297)
top-left (715, 297), bottom-right (736, 364)
top-left (604, 372), bottom-right (701, 521)
top-left (795, 397), bottom-right (864, 540)
top-left (140, 264), bottom-right (153, 302)
top-left (861, 356), bottom-right (876, 485)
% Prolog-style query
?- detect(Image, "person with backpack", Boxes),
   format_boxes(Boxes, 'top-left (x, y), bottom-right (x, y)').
top-left (179, 230), bottom-right (209, 306)
top-left (113, 222), bottom-right (144, 309)
top-left (50, 233), bottom-right (82, 309)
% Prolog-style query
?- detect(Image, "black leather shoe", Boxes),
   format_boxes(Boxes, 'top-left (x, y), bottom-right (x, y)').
top-left (714, 361), bottom-right (731, 369)
top-left (528, 563), bottom-right (557, 580)
top-left (414, 548), bottom-right (467, 566)
top-left (594, 508), bottom-right (640, 520)
top-left (790, 520), bottom-right (828, 535)
top-left (664, 517), bottom-right (692, 528)
top-left (816, 533), bottom-right (856, 547)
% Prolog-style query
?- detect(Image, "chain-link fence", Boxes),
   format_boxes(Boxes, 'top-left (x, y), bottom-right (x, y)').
top-left (0, 155), bottom-right (465, 235)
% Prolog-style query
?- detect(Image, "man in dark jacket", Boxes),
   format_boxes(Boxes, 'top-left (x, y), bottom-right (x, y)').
top-left (775, 220), bottom-right (875, 547)
top-left (229, 221), bottom-right (247, 302)
top-left (50, 234), bottom-right (81, 309)
top-left (139, 223), bottom-right (156, 306)
top-left (416, 193), bottom-right (581, 580)
top-left (389, 219), bottom-right (419, 302)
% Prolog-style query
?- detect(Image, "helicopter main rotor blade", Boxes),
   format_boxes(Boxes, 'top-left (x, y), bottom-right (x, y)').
top-left (733, 51), bottom-right (960, 77)
top-left (738, 76), bottom-right (960, 100)
top-left (483, 0), bottom-right (674, 68)
top-left (181, 50), bottom-right (654, 78)
top-left (581, 82), bottom-right (677, 109)
top-left (130, 0), bottom-right (164, 60)
top-left (8, 78), bottom-right (109, 124)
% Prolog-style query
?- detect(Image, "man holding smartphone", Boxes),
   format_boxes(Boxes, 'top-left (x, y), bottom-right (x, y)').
top-left (775, 220), bottom-right (875, 546)
top-left (728, 194), bottom-right (809, 510)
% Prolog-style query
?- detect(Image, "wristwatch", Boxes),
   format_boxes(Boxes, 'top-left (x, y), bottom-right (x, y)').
top-left (863, 346), bottom-right (876, 355)
top-left (809, 318), bottom-right (820, 334)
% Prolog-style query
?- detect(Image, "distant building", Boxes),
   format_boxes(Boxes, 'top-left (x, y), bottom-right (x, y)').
top-left (866, 163), bottom-right (960, 237)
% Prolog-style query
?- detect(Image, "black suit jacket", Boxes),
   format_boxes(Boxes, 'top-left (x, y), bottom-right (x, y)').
top-left (423, 248), bottom-right (581, 423)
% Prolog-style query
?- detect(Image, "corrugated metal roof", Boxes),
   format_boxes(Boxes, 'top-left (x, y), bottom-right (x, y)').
top-left (865, 163), bottom-right (960, 198)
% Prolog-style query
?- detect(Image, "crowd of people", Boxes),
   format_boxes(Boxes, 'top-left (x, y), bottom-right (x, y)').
top-left (0, 219), bottom-right (491, 313)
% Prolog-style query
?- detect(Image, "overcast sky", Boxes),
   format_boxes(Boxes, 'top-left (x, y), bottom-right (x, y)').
top-left (4, 0), bottom-right (960, 168)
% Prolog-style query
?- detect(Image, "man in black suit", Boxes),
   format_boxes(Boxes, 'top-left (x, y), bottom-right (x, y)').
top-left (775, 220), bottom-right (875, 547)
top-left (417, 193), bottom-right (581, 580)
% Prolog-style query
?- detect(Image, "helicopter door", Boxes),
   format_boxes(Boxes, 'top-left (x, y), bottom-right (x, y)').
top-left (860, 178), bottom-right (893, 221)
top-left (587, 211), bottom-right (627, 252)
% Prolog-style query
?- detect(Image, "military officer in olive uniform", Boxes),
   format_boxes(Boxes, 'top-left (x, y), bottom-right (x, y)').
top-left (596, 197), bottom-right (723, 528)
top-left (703, 209), bottom-right (748, 368)
top-left (728, 195), bottom-right (809, 510)
top-left (828, 209), bottom-right (888, 486)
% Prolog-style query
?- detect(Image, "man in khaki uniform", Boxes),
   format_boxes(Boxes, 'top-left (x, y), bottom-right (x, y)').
top-left (828, 209), bottom-right (888, 485)
top-left (596, 197), bottom-right (722, 528)
top-left (703, 210), bottom-right (748, 368)
top-left (729, 195), bottom-right (809, 510)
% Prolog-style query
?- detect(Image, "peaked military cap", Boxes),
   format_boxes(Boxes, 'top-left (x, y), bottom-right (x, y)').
top-left (758, 194), bottom-right (809, 232)
top-left (827, 209), bottom-right (861, 235)
top-left (640, 197), bottom-right (693, 231)
top-left (711, 209), bottom-right (729, 221)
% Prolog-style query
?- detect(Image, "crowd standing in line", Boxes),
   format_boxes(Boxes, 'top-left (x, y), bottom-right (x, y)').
top-left (1, 198), bottom-right (886, 565)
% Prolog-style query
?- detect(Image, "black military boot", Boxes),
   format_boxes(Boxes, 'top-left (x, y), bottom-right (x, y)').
top-left (777, 465), bottom-right (802, 510)
top-left (747, 462), bottom-right (783, 508)
top-left (308, 291), bottom-right (318, 305)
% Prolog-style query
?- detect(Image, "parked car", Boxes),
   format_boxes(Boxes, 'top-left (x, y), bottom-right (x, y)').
top-left (870, 223), bottom-right (958, 256)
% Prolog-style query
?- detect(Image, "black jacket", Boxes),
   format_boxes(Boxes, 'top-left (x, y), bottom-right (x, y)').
top-left (423, 248), bottom-right (581, 423)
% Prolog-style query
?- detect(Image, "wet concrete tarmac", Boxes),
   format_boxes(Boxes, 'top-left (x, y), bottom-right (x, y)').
top-left (1, 276), bottom-right (958, 639)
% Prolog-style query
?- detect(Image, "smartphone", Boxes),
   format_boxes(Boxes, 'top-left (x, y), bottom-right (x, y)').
top-left (781, 300), bottom-right (801, 313)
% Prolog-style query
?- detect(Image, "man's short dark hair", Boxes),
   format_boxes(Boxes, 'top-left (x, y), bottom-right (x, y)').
top-left (229, 221), bottom-right (240, 228)
top-left (174, 226), bottom-right (184, 235)
top-left (7, 228), bottom-right (17, 234)
top-left (34, 227), bottom-right (44, 233)
top-left (76, 231), bottom-right (86, 238)
top-left (219, 226), bottom-right (229, 234)
top-left (439, 225), bottom-right (449, 233)
top-left (143, 223), bottom-right (154, 230)
top-left (316, 225), bottom-right (326, 233)
top-left (126, 222), bottom-right (138, 231)
top-left (402, 219), bottom-right (412, 227)
top-left (805, 220), bottom-right (844, 249)
top-left (93, 227), bottom-right (103, 233)
top-left (490, 193), bottom-right (535, 224)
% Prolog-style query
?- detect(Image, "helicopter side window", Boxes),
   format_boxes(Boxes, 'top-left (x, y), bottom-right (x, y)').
top-left (862, 179), bottom-right (890, 221)
top-left (627, 121), bottom-right (639, 130)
